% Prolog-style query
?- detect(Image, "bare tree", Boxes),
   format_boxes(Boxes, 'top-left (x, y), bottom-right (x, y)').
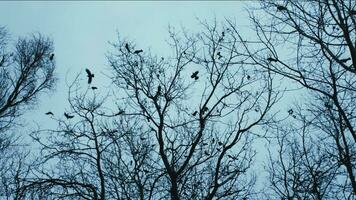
top-left (231, 0), bottom-right (356, 196)
top-left (0, 26), bottom-right (56, 200)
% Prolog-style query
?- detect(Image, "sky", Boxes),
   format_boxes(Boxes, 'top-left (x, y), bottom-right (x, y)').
top-left (0, 1), bottom-right (283, 189)
top-left (0, 1), bottom-right (256, 128)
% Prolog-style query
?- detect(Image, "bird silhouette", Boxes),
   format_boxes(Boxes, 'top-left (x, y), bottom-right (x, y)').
top-left (91, 86), bottom-right (98, 90)
top-left (64, 112), bottom-right (74, 119)
top-left (217, 52), bottom-right (223, 59)
top-left (288, 109), bottom-right (294, 115)
top-left (116, 110), bottom-right (125, 115)
top-left (134, 49), bottom-right (143, 54)
top-left (218, 141), bottom-right (223, 146)
top-left (49, 53), bottom-right (54, 61)
top-left (247, 75), bottom-right (251, 80)
top-left (125, 43), bottom-right (130, 52)
top-left (85, 68), bottom-right (94, 84)
top-left (277, 5), bottom-right (287, 11)
top-left (267, 57), bottom-right (278, 62)
top-left (191, 71), bottom-right (199, 80)
top-left (192, 111), bottom-right (198, 116)
top-left (45, 111), bottom-right (54, 115)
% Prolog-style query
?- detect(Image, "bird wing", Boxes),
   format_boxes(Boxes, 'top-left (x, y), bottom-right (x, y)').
top-left (85, 69), bottom-right (91, 76)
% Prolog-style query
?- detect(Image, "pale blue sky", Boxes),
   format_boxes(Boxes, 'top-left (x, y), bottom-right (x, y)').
top-left (0, 1), bottom-right (254, 128)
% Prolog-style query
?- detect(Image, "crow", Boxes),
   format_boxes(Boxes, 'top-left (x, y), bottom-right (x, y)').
top-left (91, 86), bottom-right (98, 90)
top-left (85, 68), bottom-right (94, 84)
top-left (192, 111), bottom-right (198, 116)
top-left (191, 71), bottom-right (199, 79)
top-left (277, 5), bottom-right (287, 11)
top-left (134, 49), bottom-right (143, 54)
top-left (267, 57), bottom-right (278, 62)
top-left (218, 141), bottom-right (223, 146)
top-left (247, 75), bottom-right (251, 80)
top-left (64, 112), bottom-right (74, 119)
top-left (288, 109), bottom-right (294, 115)
top-left (49, 53), bottom-right (54, 61)
top-left (45, 111), bottom-right (54, 115)
top-left (125, 43), bottom-right (130, 52)
top-left (340, 58), bottom-right (351, 63)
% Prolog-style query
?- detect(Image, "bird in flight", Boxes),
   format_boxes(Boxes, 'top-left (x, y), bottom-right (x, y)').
top-left (85, 68), bottom-right (94, 84)
top-left (191, 71), bottom-right (199, 80)
top-left (64, 112), bottom-right (74, 119)
top-left (49, 53), bottom-right (54, 61)
top-left (125, 43), bottom-right (130, 52)
top-left (91, 86), bottom-right (98, 90)
top-left (134, 49), bottom-right (143, 54)
top-left (45, 111), bottom-right (54, 115)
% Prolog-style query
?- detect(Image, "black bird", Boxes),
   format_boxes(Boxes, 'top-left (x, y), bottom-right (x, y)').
top-left (85, 68), bottom-right (94, 84)
top-left (202, 106), bottom-right (209, 113)
top-left (134, 49), bottom-right (143, 54)
top-left (247, 75), bottom-right (251, 80)
top-left (222, 31), bottom-right (225, 37)
top-left (191, 71), bottom-right (199, 80)
top-left (277, 5), bottom-right (287, 11)
top-left (288, 109), bottom-right (294, 115)
top-left (49, 53), bottom-right (54, 61)
top-left (340, 58), bottom-right (351, 63)
top-left (217, 52), bottom-right (223, 59)
top-left (45, 111), bottom-right (54, 116)
top-left (125, 43), bottom-right (130, 52)
top-left (267, 57), bottom-right (278, 62)
top-left (64, 112), bottom-right (74, 119)
top-left (153, 85), bottom-right (161, 100)
top-left (218, 141), bottom-right (223, 146)
top-left (192, 111), bottom-right (198, 116)
top-left (91, 86), bottom-right (98, 90)
top-left (116, 110), bottom-right (125, 115)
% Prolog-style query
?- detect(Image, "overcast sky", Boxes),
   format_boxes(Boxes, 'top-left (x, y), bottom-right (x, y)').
top-left (0, 1), bottom-right (257, 129)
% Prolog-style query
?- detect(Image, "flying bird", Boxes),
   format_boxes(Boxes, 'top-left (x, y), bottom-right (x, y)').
top-left (45, 111), bottom-right (54, 116)
top-left (85, 68), bottom-right (94, 84)
top-left (64, 112), bottom-right (74, 119)
top-left (134, 49), bottom-right (143, 54)
top-left (191, 71), bottom-right (199, 80)
top-left (277, 5), bottom-right (287, 11)
top-left (91, 86), bottom-right (98, 90)
top-left (267, 57), bottom-right (278, 62)
top-left (49, 53), bottom-right (54, 61)
top-left (125, 43), bottom-right (130, 52)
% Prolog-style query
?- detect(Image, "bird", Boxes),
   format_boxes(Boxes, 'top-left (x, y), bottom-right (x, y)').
top-left (202, 106), bottom-right (209, 113)
top-left (134, 49), bottom-right (143, 54)
top-left (288, 109), bottom-right (294, 115)
top-left (45, 111), bottom-right (54, 116)
top-left (64, 112), bottom-right (74, 119)
top-left (49, 53), bottom-right (54, 61)
top-left (204, 150), bottom-right (210, 156)
top-left (267, 57), bottom-right (278, 62)
top-left (247, 75), bottom-right (251, 80)
top-left (340, 58), bottom-right (351, 63)
top-left (125, 43), bottom-right (130, 52)
top-left (218, 141), bottom-right (223, 146)
top-left (85, 68), bottom-right (94, 84)
top-left (191, 71), bottom-right (199, 80)
top-left (116, 110), bottom-right (125, 115)
top-left (153, 85), bottom-right (161, 100)
top-left (217, 52), bottom-right (223, 59)
top-left (192, 111), bottom-right (198, 116)
top-left (277, 5), bottom-right (287, 11)
top-left (91, 86), bottom-right (98, 90)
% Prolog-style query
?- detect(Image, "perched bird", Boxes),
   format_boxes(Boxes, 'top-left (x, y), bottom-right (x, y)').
top-left (222, 31), bottom-right (225, 37)
top-left (45, 111), bottom-right (54, 116)
top-left (340, 58), bottom-right (351, 63)
top-left (116, 110), bottom-right (125, 115)
top-left (218, 141), bottom-right (223, 146)
top-left (288, 109), bottom-right (294, 115)
top-left (247, 75), bottom-right (251, 80)
top-left (49, 53), bottom-right (54, 61)
top-left (267, 57), bottom-right (278, 62)
top-left (85, 68), bottom-right (94, 84)
top-left (91, 86), bottom-right (98, 90)
top-left (192, 111), bottom-right (198, 116)
top-left (202, 106), bottom-right (209, 113)
top-left (277, 5), bottom-right (287, 11)
top-left (125, 43), bottom-right (130, 52)
top-left (217, 52), bottom-right (223, 59)
top-left (134, 49), bottom-right (143, 54)
top-left (153, 85), bottom-right (161, 100)
top-left (191, 71), bottom-right (199, 80)
top-left (64, 112), bottom-right (74, 119)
